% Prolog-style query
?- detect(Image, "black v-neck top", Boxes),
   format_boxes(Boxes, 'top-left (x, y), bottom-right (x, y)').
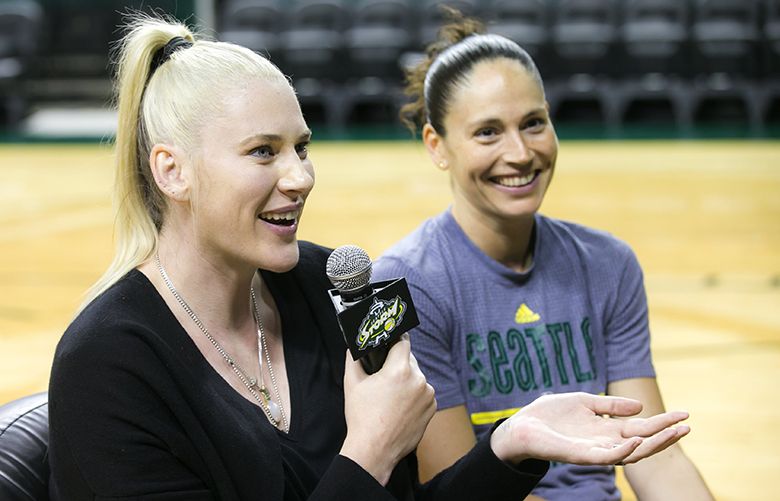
top-left (49, 242), bottom-right (547, 500)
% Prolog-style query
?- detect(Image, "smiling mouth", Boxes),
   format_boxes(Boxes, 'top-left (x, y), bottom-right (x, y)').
top-left (258, 210), bottom-right (299, 226)
top-left (491, 171), bottom-right (539, 187)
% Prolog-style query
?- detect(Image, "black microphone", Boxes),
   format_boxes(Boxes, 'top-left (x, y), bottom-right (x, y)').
top-left (326, 245), bottom-right (419, 374)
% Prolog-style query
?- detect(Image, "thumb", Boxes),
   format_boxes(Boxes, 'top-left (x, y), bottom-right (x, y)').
top-left (343, 349), bottom-right (366, 388)
top-left (382, 333), bottom-right (411, 368)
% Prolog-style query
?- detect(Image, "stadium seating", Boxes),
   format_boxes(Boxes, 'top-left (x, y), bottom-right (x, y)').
top-left (4, 0), bottom-right (779, 135)
top-left (0, 0), bottom-right (42, 127)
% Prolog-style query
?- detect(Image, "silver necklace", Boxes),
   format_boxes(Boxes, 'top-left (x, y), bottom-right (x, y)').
top-left (155, 254), bottom-right (289, 432)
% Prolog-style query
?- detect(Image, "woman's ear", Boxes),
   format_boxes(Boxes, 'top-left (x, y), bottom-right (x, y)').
top-left (422, 123), bottom-right (449, 171)
top-left (149, 143), bottom-right (189, 201)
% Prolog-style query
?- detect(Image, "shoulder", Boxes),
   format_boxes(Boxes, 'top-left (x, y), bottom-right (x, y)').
top-left (539, 214), bottom-right (637, 267)
top-left (374, 214), bottom-right (451, 281)
top-left (56, 271), bottom-right (163, 364)
top-left (66, 271), bottom-right (156, 334)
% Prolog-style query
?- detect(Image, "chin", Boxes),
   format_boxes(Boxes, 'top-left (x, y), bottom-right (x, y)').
top-left (258, 245), bottom-right (300, 273)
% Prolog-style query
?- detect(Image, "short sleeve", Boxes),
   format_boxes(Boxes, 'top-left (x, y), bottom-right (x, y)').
top-left (604, 247), bottom-right (656, 382)
top-left (372, 256), bottom-right (465, 410)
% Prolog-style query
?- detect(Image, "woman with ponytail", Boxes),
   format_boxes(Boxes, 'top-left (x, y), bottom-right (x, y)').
top-left (49, 12), bottom-right (695, 501)
top-left (373, 8), bottom-right (714, 501)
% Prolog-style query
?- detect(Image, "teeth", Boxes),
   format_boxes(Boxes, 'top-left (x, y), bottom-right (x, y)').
top-left (495, 173), bottom-right (535, 187)
top-left (259, 210), bottom-right (299, 221)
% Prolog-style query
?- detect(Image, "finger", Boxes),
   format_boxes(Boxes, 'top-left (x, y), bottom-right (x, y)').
top-left (383, 332), bottom-right (411, 366)
top-left (580, 393), bottom-right (643, 418)
top-left (408, 351), bottom-right (421, 371)
top-left (568, 436), bottom-right (643, 465)
top-left (342, 349), bottom-right (366, 386)
top-left (620, 425), bottom-right (690, 464)
top-left (600, 437), bottom-right (643, 464)
top-left (621, 411), bottom-right (690, 437)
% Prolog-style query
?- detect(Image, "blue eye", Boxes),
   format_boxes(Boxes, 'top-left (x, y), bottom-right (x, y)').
top-left (251, 145), bottom-right (274, 159)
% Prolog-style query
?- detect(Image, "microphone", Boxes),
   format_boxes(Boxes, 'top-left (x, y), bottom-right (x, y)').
top-left (326, 245), bottom-right (419, 374)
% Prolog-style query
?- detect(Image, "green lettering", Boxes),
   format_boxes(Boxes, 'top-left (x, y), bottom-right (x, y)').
top-left (507, 328), bottom-right (536, 390)
top-left (564, 321), bottom-right (593, 383)
top-left (466, 333), bottom-right (491, 397)
top-left (545, 323), bottom-right (570, 385)
top-left (524, 327), bottom-right (552, 388)
top-left (488, 331), bottom-right (513, 394)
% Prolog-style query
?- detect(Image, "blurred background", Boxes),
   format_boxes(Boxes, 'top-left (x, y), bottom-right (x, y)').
top-left (0, 1), bottom-right (779, 500)
top-left (1, 0), bottom-right (780, 140)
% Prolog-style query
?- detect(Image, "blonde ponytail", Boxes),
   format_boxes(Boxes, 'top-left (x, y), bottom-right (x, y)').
top-left (80, 13), bottom-right (286, 311)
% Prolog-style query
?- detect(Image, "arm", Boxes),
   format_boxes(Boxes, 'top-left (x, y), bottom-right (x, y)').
top-left (608, 378), bottom-right (714, 501)
top-left (416, 406), bottom-right (476, 482)
top-left (416, 391), bottom-right (691, 501)
top-left (416, 406), bottom-right (548, 501)
top-left (339, 335), bottom-right (437, 486)
top-left (339, 339), bottom-right (550, 501)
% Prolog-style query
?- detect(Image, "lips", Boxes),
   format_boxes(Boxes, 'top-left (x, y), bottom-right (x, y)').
top-left (258, 209), bottom-right (300, 227)
top-left (491, 171), bottom-right (539, 187)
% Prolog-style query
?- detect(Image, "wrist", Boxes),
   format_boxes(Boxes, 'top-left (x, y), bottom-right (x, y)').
top-left (490, 418), bottom-right (531, 465)
top-left (340, 438), bottom-right (395, 486)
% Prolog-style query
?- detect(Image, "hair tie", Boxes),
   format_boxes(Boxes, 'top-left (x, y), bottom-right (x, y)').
top-left (150, 36), bottom-right (193, 74)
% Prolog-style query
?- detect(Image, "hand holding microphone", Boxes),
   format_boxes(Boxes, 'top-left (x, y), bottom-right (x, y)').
top-left (340, 333), bottom-right (437, 485)
top-left (327, 245), bottom-right (435, 484)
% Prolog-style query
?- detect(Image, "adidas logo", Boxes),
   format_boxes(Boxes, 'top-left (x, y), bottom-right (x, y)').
top-left (515, 303), bottom-right (540, 324)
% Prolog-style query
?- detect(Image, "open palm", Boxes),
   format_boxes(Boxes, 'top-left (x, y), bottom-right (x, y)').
top-left (491, 392), bottom-right (690, 466)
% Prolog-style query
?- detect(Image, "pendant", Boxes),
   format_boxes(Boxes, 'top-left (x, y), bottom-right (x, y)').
top-left (258, 386), bottom-right (281, 425)
top-left (267, 399), bottom-right (282, 424)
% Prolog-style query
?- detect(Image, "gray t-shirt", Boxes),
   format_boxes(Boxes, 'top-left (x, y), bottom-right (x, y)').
top-left (374, 210), bottom-right (655, 501)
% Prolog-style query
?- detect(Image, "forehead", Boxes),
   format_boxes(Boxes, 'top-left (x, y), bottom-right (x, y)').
top-left (208, 76), bottom-right (306, 137)
top-left (446, 58), bottom-right (544, 120)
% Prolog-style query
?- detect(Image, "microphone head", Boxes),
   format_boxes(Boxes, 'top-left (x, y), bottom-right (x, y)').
top-left (326, 245), bottom-right (372, 294)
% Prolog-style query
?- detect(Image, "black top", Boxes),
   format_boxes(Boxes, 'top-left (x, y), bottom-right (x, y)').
top-left (49, 241), bottom-right (548, 500)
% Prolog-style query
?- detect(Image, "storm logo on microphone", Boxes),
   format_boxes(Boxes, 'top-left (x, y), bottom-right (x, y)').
top-left (356, 296), bottom-right (407, 350)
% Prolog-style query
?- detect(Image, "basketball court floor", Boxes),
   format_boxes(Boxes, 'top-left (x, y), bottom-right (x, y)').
top-left (1, 139), bottom-right (778, 500)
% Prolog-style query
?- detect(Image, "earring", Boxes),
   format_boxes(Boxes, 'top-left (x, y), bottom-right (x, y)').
top-left (438, 161), bottom-right (447, 169)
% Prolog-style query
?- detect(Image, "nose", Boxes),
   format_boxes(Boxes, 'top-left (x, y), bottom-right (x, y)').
top-left (503, 130), bottom-right (534, 166)
top-left (278, 152), bottom-right (314, 197)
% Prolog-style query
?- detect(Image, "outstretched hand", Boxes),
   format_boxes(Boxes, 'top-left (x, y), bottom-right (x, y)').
top-left (490, 392), bottom-right (690, 466)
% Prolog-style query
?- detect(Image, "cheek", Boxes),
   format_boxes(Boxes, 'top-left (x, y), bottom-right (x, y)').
top-left (540, 133), bottom-right (559, 160)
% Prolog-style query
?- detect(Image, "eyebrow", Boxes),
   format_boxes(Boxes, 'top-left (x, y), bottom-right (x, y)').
top-left (467, 107), bottom-right (547, 128)
top-left (239, 130), bottom-right (312, 147)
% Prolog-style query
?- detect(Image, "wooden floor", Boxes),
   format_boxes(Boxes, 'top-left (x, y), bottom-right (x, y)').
top-left (1, 140), bottom-right (778, 500)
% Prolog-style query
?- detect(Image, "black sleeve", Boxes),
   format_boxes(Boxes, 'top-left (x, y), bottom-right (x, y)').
top-left (309, 455), bottom-right (399, 500)
top-left (415, 425), bottom-right (549, 501)
top-left (311, 435), bottom-right (547, 501)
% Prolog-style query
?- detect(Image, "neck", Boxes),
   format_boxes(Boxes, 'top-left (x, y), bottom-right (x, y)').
top-left (144, 226), bottom-right (260, 333)
top-left (450, 205), bottom-right (535, 272)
